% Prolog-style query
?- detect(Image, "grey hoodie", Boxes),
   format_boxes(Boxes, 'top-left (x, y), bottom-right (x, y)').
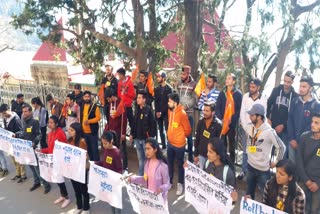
top-left (243, 122), bottom-right (286, 171)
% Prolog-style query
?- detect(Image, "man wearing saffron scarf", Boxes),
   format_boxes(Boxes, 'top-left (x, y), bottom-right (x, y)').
top-left (216, 73), bottom-right (242, 163)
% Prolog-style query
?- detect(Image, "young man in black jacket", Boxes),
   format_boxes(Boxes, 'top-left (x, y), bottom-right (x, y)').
top-left (21, 104), bottom-right (51, 193)
top-left (0, 104), bottom-right (25, 181)
top-left (11, 93), bottom-right (25, 118)
top-left (154, 70), bottom-right (173, 149)
top-left (194, 102), bottom-right (222, 169)
top-left (266, 70), bottom-right (298, 158)
top-left (129, 91), bottom-right (156, 176)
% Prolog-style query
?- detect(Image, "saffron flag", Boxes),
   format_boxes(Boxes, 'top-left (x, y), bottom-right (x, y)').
top-left (131, 65), bottom-right (139, 83)
top-left (146, 72), bottom-right (154, 97)
top-left (194, 73), bottom-right (206, 97)
top-left (221, 90), bottom-right (235, 136)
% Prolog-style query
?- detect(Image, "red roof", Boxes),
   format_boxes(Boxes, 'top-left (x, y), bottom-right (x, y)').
top-left (32, 17), bottom-right (66, 62)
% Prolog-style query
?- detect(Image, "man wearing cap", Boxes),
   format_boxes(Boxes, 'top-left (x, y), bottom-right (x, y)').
top-left (215, 73), bottom-right (242, 163)
top-left (98, 64), bottom-right (118, 122)
top-left (71, 84), bottom-right (83, 105)
top-left (154, 70), bottom-right (173, 149)
top-left (243, 103), bottom-right (285, 199)
top-left (238, 78), bottom-right (267, 180)
top-left (197, 74), bottom-right (220, 119)
top-left (287, 75), bottom-right (320, 162)
top-left (135, 70), bottom-right (154, 106)
top-left (11, 93), bottom-right (25, 118)
top-left (266, 71), bottom-right (298, 159)
top-left (176, 65), bottom-right (197, 162)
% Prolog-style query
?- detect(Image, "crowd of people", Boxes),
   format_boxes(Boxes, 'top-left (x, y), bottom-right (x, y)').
top-left (0, 64), bottom-right (319, 214)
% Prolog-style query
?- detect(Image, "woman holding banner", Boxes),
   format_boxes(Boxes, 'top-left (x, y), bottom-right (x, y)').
top-left (40, 116), bottom-right (71, 209)
top-left (262, 159), bottom-right (305, 214)
top-left (129, 138), bottom-right (171, 201)
top-left (204, 138), bottom-right (238, 204)
top-left (67, 122), bottom-right (90, 214)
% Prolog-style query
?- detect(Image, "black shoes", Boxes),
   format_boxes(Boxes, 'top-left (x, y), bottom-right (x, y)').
top-left (44, 185), bottom-right (51, 194)
top-left (29, 183), bottom-right (41, 191)
top-left (11, 175), bottom-right (21, 181)
top-left (17, 177), bottom-right (27, 183)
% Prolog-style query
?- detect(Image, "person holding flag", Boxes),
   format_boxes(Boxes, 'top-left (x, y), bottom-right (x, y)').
top-left (215, 73), bottom-right (242, 163)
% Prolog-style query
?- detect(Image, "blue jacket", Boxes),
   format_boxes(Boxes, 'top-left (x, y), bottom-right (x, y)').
top-left (215, 87), bottom-right (242, 129)
top-left (287, 96), bottom-right (320, 142)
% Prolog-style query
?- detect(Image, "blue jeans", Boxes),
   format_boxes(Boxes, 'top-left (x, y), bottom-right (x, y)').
top-left (241, 127), bottom-right (248, 174)
top-left (300, 182), bottom-right (320, 214)
top-left (134, 139), bottom-right (146, 176)
top-left (83, 134), bottom-right (100, 161)
top-left (0, 151), bottom-right (8, 170)
top-left (246, 164), bottom-right (271, 199)
top-left (198, 155), bottom-right (207, 170)
top-left (167, 143), bottom-right (185, 184)
top-left (29, 165), bottom-right (50, 189)
top-left (186, 115), bottom-right (194, 162)
top-left (288, 140), bottom-right (297, 163)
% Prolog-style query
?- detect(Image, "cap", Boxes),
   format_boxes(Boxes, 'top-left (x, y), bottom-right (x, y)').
top-left (182, 65), bottom-right (191, 75)
top-left (247, 103), bottom-right (265, 115)
top-left (156, 71), bottom-right (167, 78)
top-left (250, 78), bottom-right (262, 86)
top-left (0, 104), bottom-right (9, 113)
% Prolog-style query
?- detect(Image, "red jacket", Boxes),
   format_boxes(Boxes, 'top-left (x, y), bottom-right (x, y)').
top-left (117, 76), bottom-right (135, 108)
top-left (105, 99), bottom-right (127, 136)
top-left (41, 127), bottom-right (67, 154)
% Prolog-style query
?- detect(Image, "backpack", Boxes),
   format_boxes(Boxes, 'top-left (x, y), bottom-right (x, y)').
top-left (205, 160), bottom-right (229, 183)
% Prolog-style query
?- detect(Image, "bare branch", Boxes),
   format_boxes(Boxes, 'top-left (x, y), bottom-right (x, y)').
top-left (294, 0), bottom-right (320, 18)
top-left (0, 45), bottom-right (14, 53)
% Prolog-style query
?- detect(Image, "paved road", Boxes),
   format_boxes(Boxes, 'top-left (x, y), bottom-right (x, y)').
top-left (0, 144), bottom-right (254, 214)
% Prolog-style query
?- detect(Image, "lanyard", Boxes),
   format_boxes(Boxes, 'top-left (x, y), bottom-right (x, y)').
top-left (251, 127), bottom-right (262, 146)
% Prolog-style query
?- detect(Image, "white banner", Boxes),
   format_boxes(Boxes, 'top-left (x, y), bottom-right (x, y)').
top-left (240, 197), bottom-right (287, 214)
top-left (88, 162), bottom-right (123, 209)
top-left (185, 161), bottom-right (233, 214)
top-left (0, 128), bottom-right (14, 155)
top-left (36, 151), bottom-right (64, 183)
top-left (126, 182), bottom-right (169, 214)
top-left (53, 141), bottom-right (87, 183)
top-left (11, 138), bottom-right (37, 166)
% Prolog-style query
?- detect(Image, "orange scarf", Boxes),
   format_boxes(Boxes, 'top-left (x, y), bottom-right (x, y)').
top-left (221, 90), bottom-right (235, 136)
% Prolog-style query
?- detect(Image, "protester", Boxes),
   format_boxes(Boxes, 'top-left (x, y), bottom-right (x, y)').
top-left (98, 63), bottom-right (118, 122)
top-left (266, 71), bottom-right (298, 159)
top-left (243, 103), bottom-right (286, 199)
top-left (39, 116), bottom-right (71, 208)
top-left (287, 75), bottom-right (320, 162)
top-left (104, 94), bottom-right (128, 172)
top-left (31, 97), bottom-right (48, 149)
top-left (11, 93), bottom-right (25, 118)
top-left (117, 67), bottom-right (135, 130)
top-left (154, 70), bottom-right (173, 149)
top-left (238, 78), bottom-right (267, 180)
top-left (71, 84), bottom-right (83, 105)
top-left (21, 104), bottom-right (51, 193)
top-left (67, 122), bottom-right (90, 214)
top-left (194, 102), bottom-right (222, 169)
top-left (204, 138), bottom-right (238, 204)
top-left (262, 159), bottom-right (305, 214)
top-left (135, 70), bottom-right (154, 106)
top-left (46, 93), bottom-right (63, 119)
top-left (216, 73), bottom-right (242, 163)
top-left (129, 138), bottom-right (171, 201)
top-left (176, 65), bottom-right (196, 162)
top-left (130, 91), bottom-right (156, 176)
top-left (167, 93), bottom-right (191, 195)
top-left (296, 112), bottom-right (320, 214)
top-left (197, 74), bottom-right (220, 118)
top-left (80, 90), bottom-right (101, 161)
top-left (65, 93), bottom-right (80, 130)
top-left (96, 131), bottom-right (122, 214)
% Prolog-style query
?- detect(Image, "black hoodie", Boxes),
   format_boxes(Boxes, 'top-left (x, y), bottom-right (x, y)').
top-left (266, 85), bottom-right (298, 129)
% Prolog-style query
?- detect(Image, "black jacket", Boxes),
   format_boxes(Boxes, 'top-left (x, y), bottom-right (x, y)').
top-left (71, 91), bottom-right (84, 106)
top-left (22, 116), bottom-right (41, 148)
top-left (131, 105), bottom-right (156, 139)
top-left (154, 83), bottom-right (173, 117)
top-left (11, 100), bottom-right (24, 118)
top-left (135, 82), bottom-right (154, 106)
top-left (215, 87), bottom-right (242, 129)
top-left (3, 113), bottom-right (23, 137)
top-left (266, 85), bottom-right (298, 129)
top-left (102, 74), bottom-right (118, 99)
top-left (194, 116), bottom-right (222, 157)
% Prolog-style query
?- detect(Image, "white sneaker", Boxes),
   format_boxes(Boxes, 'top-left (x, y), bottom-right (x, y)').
top-left (73, 208), bottom-right (82, 214)
top-left (176, 183), bottom-right (184, 196)
top-left (82, 210), bottom-right (90, 214)
top-left (61, 199), bottom-right (71, 208)
top-left (54, 196), bottom-right (65, 204)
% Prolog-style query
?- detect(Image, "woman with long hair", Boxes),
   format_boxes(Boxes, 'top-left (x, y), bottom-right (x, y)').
top-left (68, 122), bottom-right (90, 214)
top-left (31, 96), bottom-right (48, 149)
top-left (262, 159), bottom-right (305, 213)
top-left (129, 138), bottom-right (171, 200)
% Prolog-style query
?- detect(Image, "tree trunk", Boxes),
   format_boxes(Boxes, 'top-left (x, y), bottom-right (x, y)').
top-left (147, 0), bottom-right (158, 73)
top-left (183, 0), bottom-right (203, 80)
